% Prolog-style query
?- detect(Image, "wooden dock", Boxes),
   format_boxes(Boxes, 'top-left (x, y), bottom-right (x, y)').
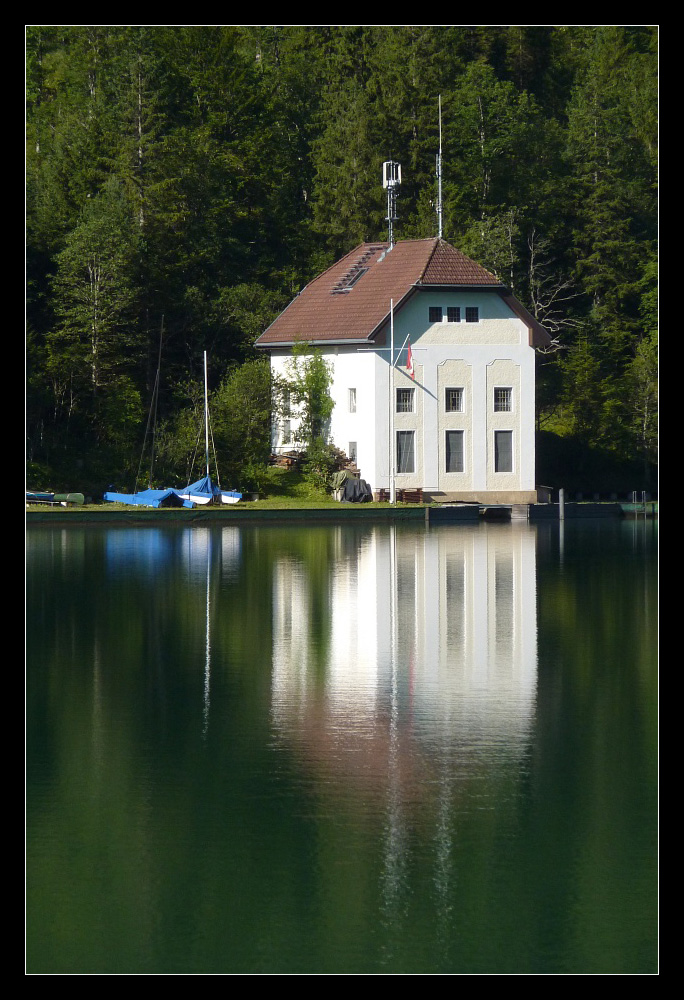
top-left (426, 501), bottom-right (655, 523)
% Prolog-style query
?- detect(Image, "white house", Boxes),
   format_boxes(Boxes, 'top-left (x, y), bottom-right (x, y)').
top-left (255, 237), bottom-right (551, 503)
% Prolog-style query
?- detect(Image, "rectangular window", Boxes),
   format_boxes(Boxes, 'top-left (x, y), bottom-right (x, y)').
top-left (495, 431), bottom-right (513, 472)
top-left (396, 387), bottom-right (414, 413)
top-left (465, 306), bottom-right (479, 323)
top-left (348, 388), bottom-right (356, 413)
top-left (494, 386), bottom-right (512, 412)
top-left (445, 387), bottom-right (464, 412)
top-left (445, 430), bottom-right (464, 473)
top-left (282, 390), bottom-right (291, 416)
top-left (447, 306), bottom-right (461, 323)
top-left (396, 431), bottom-right (415, 473)
top-left (349, 441), bottom-right (357, 463)
top-left (429, 306), bottom-right (443, 323)
top-left (282, 419), bottom-right (291, 445)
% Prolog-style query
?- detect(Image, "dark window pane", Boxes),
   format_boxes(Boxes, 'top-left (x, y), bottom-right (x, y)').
top-left (495, 431), bottom-right (512, 472)
top-left (446, 431), bottom-right (464, 472)
top-left (397, 431), bottom-right (415, 473)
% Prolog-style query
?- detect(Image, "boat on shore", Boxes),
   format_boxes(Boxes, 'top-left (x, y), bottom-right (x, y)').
top-left (26, 491), bottom-right (85, 506)
top-left (178, 475), bottom-right (242, 506)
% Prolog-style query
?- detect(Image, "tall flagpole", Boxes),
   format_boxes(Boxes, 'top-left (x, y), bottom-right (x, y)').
top-left (389, 300), bottom-right (395, 504)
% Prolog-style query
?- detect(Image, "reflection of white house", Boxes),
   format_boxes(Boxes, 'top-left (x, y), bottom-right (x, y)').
top-left (270, 524), bottom-right (538, 757)
top-left (256, 238), bottom-right (551, 503)
top-left (269, 523), bottom-right (539, 925)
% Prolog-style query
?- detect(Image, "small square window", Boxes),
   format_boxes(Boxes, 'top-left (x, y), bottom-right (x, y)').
top-left (396, 431), bottom-right (415, 473)
top-left (447, 306), bottom-right (461, 323)
top-left (348, 388), bottom-right (357, 413)
top-left (465, 306), bottom-right (479, 323)
top-left (495, 431), bottom-right (513, 472)
top-left (494, 387), bottom-right (512, 412)
top-left (429, 306), bottom-right (443, 323)
top-left (396, 388), bottom-right (414, 413)
top-left (445, 430), bottom-right (464, 473)
top-left (445, 387), bottom-right (463, 412)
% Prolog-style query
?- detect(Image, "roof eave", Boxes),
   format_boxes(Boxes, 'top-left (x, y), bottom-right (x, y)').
top-left (417, 281), bottom-right (507, 291)
top-left (368, 284), bottom-right (422, 341)
top-left (497, 290), bottom-right (553, 348)
top-left (255, 337), bottom-right (376, 350)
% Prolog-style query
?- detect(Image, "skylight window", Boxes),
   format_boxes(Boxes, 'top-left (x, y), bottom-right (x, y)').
top-left (331, 247), bottom-right (382, 294)
top-left (346, 267), bottom-right (368, 287)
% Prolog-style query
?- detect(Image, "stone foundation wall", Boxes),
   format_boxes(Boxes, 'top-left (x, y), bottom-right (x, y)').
top-left (424, 490), bottom-right (538, 504)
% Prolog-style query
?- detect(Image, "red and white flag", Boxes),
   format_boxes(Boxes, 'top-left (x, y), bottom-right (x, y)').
top-left (406, 341), bottom-right (414, 380)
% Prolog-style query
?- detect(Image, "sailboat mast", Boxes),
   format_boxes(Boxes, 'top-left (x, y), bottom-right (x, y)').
top-left (148, 316), bottom-right (164, 489)
top-left (204, 350), bottom-right (210, 480)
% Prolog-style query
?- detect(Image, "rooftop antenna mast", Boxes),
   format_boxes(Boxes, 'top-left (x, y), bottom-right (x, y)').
top-left (436, 95), bottom-right (443, 239)
top-left (383, 160), bottom-right (401, 247)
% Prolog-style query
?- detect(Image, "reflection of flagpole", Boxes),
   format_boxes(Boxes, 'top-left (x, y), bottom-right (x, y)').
top-left (203, 533), bottom-right (212, 737)
top-left (389, 519), bottom-right (399, 826)
top-left (390, 524), bottom-right (397, 701)
top-left (380, 521), bottom-right (404, 943)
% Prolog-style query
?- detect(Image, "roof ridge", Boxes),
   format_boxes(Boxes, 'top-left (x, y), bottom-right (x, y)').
top-left (419, 238), bottom-right (504, 287)
top-left (416, 237), bottom-right (441, 284)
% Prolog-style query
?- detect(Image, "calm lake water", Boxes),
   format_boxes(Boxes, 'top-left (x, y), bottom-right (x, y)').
top-left (26, 517), bottom-right (658, 974)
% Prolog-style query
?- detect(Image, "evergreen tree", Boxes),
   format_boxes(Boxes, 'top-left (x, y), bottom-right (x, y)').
top-left (311, 77), bottom-right (385, 255)
top-left (47, 179), bottom-right (143, 443)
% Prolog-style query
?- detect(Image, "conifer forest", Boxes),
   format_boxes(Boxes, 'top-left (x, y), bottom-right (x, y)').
top-left (26, 25), bottom-right (658, 495)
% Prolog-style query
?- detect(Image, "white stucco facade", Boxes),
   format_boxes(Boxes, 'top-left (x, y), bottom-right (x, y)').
top-left (270, 287), bottom-right (538, 503)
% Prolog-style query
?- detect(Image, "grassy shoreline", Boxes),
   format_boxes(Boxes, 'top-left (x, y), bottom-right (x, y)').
top-left (26, 465), bottom-right (433, 516)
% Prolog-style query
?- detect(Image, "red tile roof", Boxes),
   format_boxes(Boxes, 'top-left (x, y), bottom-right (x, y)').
top-left (255, 238), bottom-right (551, 348)
top-left (420, 238), bottom-right (501, 286)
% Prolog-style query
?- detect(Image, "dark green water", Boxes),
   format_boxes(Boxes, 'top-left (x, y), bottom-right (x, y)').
top-left (26, 519), bottom-right (657, 974)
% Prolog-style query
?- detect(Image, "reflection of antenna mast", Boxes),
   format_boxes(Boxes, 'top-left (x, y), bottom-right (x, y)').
top-left (436, 95), bottom-right (443, 239)
top-left (383, 160), bottom-right (401, 247)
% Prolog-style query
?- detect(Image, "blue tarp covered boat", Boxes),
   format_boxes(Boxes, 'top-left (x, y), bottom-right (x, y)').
top-left (103, 487), bottom-right (194, 508)
top-left (103, 479), bottom-right (241, 507)
top-left (177, 475), bottom-right (242, 506)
